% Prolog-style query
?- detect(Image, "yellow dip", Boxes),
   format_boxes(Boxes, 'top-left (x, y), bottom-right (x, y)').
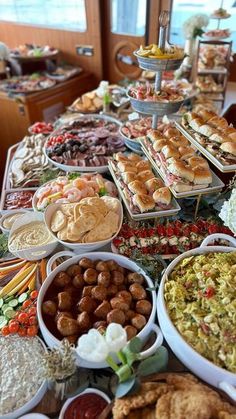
top-left (9, 221), bottom-right (54, 250)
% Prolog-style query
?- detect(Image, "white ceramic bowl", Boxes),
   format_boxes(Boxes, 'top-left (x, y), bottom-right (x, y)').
top-left (44, 199), bottom-right (123, 252)
top-left (59, 388), bottom-right (111, 419)
top-left (157, 233), bottom-right (236, 401)
top-left (1, 337), bottom-right (48, 419)
top-left (37, 251), bottom-right (162, 368)
top-left (8, 212), bottom-right (58, 261)
top-left (0, 209), bottom-right (28, 235)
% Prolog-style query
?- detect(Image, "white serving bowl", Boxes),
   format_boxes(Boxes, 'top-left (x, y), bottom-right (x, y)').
top-left (1, 337), bottom-right (48, 419)
top-left (157, 233), bottom-right (236, 401)
top-left (0, 209), bottom-right (28, 235)
top-left (8, 212), bottom-right (58, 261)
top-left (37, 251), bottom-right (162, 368)
top-left (59, 388), bottom-right (111, 419)
top-left (44, 199), bottom-right (123, 253)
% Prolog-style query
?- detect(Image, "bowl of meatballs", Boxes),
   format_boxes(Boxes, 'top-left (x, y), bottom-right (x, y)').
top-left (37, 252), bottom-right (159, 368)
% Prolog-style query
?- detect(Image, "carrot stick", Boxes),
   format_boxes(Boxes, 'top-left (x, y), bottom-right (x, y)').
top-left (0, 258), bottom-right (22, 267)
top-left (40, 259), bottom-right (47, 283)
top-left (17, 271), bottom-right (35, 295)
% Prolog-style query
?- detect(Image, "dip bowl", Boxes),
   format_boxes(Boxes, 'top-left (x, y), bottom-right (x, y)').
top-left (38, 251), bottom-right (162, 369)
top-left (157, 233), bottom-right (236, 401)
top-left (59, 388), bottom-right (111, 419)
top-left (0, 209), bottom-right (28, 235)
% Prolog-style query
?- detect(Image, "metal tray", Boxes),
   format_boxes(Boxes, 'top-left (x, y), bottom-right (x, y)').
top-left (108, 162), bottom-right (181, 220)
top-left (133, 50), bottom-right (184, 71)
top-left (141, 143), bottom-right (224, 199)
top-left (10, 49), bottom-right (59, 61)
top-left (176, 122), bottom-right (236, 173)
top-left (127, 92), bottom-right (184, 116)
top-left (119, 127), bottom-right (142, 153)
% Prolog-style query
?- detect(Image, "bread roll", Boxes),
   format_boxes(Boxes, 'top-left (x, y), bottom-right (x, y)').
top-left (228, 131), bottom-right (236, 141)
top-left (136, 160), bottom-right (151, 171)
top-left (198, 124), bottom-right (217, 138)
top-left (132, 194), bottom-right (155, 212)
top-left (187, 156), bottom-right (209, 169)
top-left (147, 129), bottom-right (162, 142)
top-left (193, 167), bottom-right (212, 185)
top-left (208, 116), bottom-right (228, 129)
top-left (189, 118), bottom-right (204, 131)
top-left (162, 145), bottom-right (180, 159)
top-left (220, 142), bottom-right (236, 157)
top-left (173, 182), bottom-right (192, 192)
top-left (117, 162), bottom-right (137, 173)
top-left (184, 111), bottom-right (199, 124)
top-left (209, 132), bottom-right (228, 143)
top-left (137, 170), bottom-right (154, 183)
top-left (121, 171), bottom-right (136, 184)
top-left (128, 180), bottom-right (147, 195)
top-left (145, 177), bottom-right (164, 192)
top-left (169, 135), bottom-right (188, 148)
top-left (153, 187), bottom-right (171, 205)
top-left (178, 146), bottom-right (195, 160)
top-left (115, 153), bottom-right (130, 163)
top-left (164, 127), bottom-right (179, 138)
top-left (128, 153), bottom-right (142, 162)
top-left (153, 139), bottom-right (168, 152)
top-left (198, 109), bottom-right (216, 121)
top-left (168, 160), bottom-right (194, 183)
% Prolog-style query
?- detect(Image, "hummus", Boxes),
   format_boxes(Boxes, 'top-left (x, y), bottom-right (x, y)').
top-left (2, 213), bottom-right (24, 230)
top-left (9, 221), bottom-right (54, 250)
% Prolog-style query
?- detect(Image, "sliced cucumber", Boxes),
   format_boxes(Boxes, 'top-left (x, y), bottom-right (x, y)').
top-left (0, 317), bottom-right (7, 329)
top-left (1, 304), bottom-right (9, 313)
top-left (4, 308), bottom-right (15, 319)
top-left (4, 295), bottom-right (14, 303)
top-left (8, 299), bottom-right (18, 308)
top-left (18, 293), bottom-right (28, 303)
top-left (0, 298), bottom-right (3, 309)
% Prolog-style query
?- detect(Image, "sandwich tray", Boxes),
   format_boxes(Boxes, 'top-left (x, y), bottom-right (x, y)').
top-left (175, 121), bottom-right (236, 173)
top-left (133, 50), bottom-right (184, 71)
top-left (127, 92), bottom-right (185, 116)
top-left (141, 143), bottom-right (225, 198)
top-left (108, 162), bottom-right (181, 220)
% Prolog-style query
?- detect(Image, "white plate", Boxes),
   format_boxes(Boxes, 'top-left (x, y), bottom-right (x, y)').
top-left (59, 388), bottom-right (111, 419)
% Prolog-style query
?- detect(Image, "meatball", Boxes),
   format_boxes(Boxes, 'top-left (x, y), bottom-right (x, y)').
top-left (66, 264), bottom-right (81, 277)
top-left (117, 285), bottom-right (126, 292)
top-left (57, 316), bottom-right (79, 336)
top-left (79, 257), bottom-right (94, 269)
top-left (106, 260), bottom-right (119, 271)
top-left (64, 285), bottom-right (76, 295)
top-left (131, 314), bottom-right (147, 330)
top-left (97, 271), bottom-right (110, 287)
top-left (93, 320), bottom-right (107, 329)
top-left (91, 285), bottom-right (107, 301)
top-left (72, 273), bottom-right (84, 288)
top-left (127, 272), bottom-right (144, 285)
top-left (116, 291), bottom-right (132, 306)
top-left (129, 283), bottom-right (147, 300)
top-left (54, 271), bottom-right (71, 288)
top-left (107, 284), bottom-right (118, 296)
top-left (42, 300), bottom-right (57, 316)
top-left (110, 297), bottom-right (129, 312)
top-left (77, 296), bottom-right (97, 313)
top-left (125, 325), bottom-right (137, 340)
top-left (77, 312), bottom-right (91, 330)
top-left (83, 268), bottom-right (98, 284)
top-left (55, 311), bottom-right (73, 322)
top-left (58, 292), bottom-right (72, 311)
top-left (111, 271), bottom-right (124, 286)
top-left (95, 261), bottom-right (109, 272)
top-left (94, 301), bottom-right (111, 319)
top-left (82, 286), bottom-right (93, 297)
top-left (136, 300), bottom-right (152, 316)
top-left (125, 309), bottom-right (136, 321)
top-left (65, 335), bottom-right (78, 344)
top-left (107, 309), bottom-right (125, 325)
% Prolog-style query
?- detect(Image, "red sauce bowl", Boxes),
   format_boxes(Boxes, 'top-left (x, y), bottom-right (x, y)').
top-left (59, 388), bottom-right (111, 419)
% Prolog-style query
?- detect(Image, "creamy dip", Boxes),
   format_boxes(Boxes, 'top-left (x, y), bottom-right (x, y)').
top-left (9, 221), bottom-right (54, 250)
top-left (2, 213), bottom-right (24, 230)
top-left (0, 336), bottom-right (45, 415)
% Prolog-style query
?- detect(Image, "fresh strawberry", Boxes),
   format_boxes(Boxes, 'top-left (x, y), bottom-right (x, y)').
top-left (190, 224), bottom-right (199, 234)
top-left (157, 225), bottom-right (165, 236)
top-left (208, 224), bottom-right (219, 234)
top-left (166, 226), bottom-right (174, 237)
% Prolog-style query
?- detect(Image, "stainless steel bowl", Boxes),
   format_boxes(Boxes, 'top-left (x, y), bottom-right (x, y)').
top-left (133, 51), bottom-right (184, 71)
top-left (127, 92), bottom-right (184, 116)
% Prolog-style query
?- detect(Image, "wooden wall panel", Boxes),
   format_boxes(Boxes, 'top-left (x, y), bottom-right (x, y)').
top-left (0, 0), bottom-right (103, 81)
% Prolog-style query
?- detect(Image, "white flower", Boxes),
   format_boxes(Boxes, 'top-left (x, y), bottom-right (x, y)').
top-left (76, 329), bottom-right (109, 363)
top-left (219, 188), bottom-right (236, 234)
top-left (182, 14), bottom-right (209, 39)
top-left (105, 323), bottom-right (127, 353)
top-left (96, 80), bottom-right (109, 98)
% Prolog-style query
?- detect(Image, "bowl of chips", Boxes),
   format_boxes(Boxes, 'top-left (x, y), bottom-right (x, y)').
top-left (44, 196), bottom-right (123, 252)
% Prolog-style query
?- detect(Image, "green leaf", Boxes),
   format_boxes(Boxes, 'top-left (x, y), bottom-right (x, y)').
top-left (127, 337), bottom-right (143, 353)
top-left (98, 187), bottom-right (107, 197)
top-left (68, 172), bottom-right (81, 180)
top-left (121, 349), bottom-right (139, 367)
top-left (137, 346), bottom-right (168, 377)
top-left (115, 376), bottom-right (136, 398)
top-left (116, 364), bottom-right (132, 383)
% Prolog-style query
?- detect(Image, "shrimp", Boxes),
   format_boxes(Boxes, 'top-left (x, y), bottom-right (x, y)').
top-left (72, 178), bottom-right (87, 189)
top-left (37, 197), bottom-right (49, 210)
top-left (56, 176), bottom-right (68, 186)
top-left (63, 188), bottom-right (82, 202)
top-left (86, 180), bottom-right (100, 193)
top-left (81, 173), bottom-right (93, 181)
top-left (80, 187), bottom-right (95, 198)
top-left (104, 180), bottom-right (117, 197)
top-left (55, 198), bottom-right (70, 204)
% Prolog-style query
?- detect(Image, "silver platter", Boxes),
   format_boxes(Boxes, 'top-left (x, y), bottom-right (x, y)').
top-left (119, 127), bottom-right (142, 152)
top-left (127, 93), bottom-right (184, 116)
top-left (133, 50), bottom-right (184, 71)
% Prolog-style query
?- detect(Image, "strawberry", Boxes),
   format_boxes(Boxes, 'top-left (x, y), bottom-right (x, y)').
top-left (157, 225), bottom-right (165, 236)
top-left (190, 224), bottom-right (199, 234)
top-left (166, 226), bottom-right (174, 237)
top-left (208, 224), bottom-right (219, 234)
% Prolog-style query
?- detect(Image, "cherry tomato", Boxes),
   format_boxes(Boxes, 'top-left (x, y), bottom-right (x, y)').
top-left (28, 315), bottom-right (37, 325)
top-left (18, 327), bottom-right (27, 336)
top-left (166, 226), bottom-right (174, 237)
top-left (208, 225), bottom-right (219, 234)
top-left (18, 312), bottom-right (29, 324)
top-left (204, 286), bottom-right (215, 299)
top-left (1, 326), bottom-right (10, 336)
top-left (27, 306), bottom-right (37, 316)
top-left (30, 290), bottom-right (38, 300)
top-left (27, 325), bottom-right (38, 337)
top-left (8, 320), bottom-right (20, 334)
top-left (22, 299), bottom-right (32, 309)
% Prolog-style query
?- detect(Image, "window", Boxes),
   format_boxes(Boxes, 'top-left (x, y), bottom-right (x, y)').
top-left (111, 0), bottom-right (147, 36)
top-left (170, 0), bottom-right (236, 50)
top-left (0, 0), bottom-right (87, 31)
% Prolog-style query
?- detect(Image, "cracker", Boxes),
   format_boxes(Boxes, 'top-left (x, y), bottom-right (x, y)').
top-left (51, 210), bottom-right (67, 232)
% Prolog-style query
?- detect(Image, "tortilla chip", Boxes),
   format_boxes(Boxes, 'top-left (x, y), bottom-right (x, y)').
top-left (60, 204), bottom-right (75, 217)
top-left (101, 196), bottom-right (120, 214)
top-left (51, 210), bottom-right (67, 232)
top-left (57, 226), bottom-right (69, 241)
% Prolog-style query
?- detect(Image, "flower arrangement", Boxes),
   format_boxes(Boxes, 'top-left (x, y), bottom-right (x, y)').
top-left (182, 14), bottom-right (209, 39)
top-left (0, 42), bottom-right (10, 61)
top-left (219, 187), bottom-right (236, 235)
top-left (77, 323), bottom-right (168, 397)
